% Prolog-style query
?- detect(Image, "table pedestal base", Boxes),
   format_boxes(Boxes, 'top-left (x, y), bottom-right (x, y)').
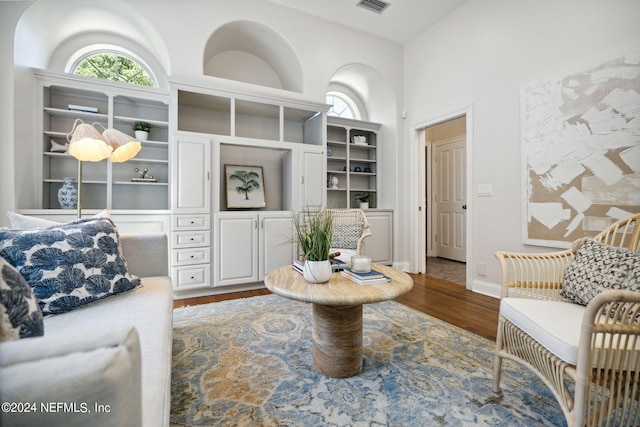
top-left (312, 303), bottom-right (363, 378)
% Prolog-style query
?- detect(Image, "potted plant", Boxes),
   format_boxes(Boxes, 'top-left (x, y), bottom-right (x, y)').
top-left (353, 192), bottom-right (372, 209)
top-left (133, 121), bottom-right (151, 141)
top-left (293, 208), bottom-right (333, 283)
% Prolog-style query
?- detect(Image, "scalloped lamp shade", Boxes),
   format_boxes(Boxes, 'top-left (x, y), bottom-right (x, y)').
top-left (102, 128), bottom-right (142, 163)
top-left (67, 120), bottom-right (112, 162)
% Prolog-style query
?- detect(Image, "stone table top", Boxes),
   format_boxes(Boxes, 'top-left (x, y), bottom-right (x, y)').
top-left (264, 264), bottom-right (413, 306)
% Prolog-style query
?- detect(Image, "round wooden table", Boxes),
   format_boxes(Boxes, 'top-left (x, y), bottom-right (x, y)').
top-left (264, 264), bottom-right (413, 378)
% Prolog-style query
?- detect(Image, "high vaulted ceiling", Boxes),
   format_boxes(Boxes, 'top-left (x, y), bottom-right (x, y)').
top-left (269, 0), bottom-right (467, 45)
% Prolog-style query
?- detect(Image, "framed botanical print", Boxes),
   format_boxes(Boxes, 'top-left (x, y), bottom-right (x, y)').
top-left (224, 164), bottom-right (266, 209)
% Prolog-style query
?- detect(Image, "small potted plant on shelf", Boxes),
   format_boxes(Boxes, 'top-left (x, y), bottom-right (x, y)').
top-left (293, 208), bottom-right (333, 284)
top-left (353, 192), bottom-right (372, 209)
top-left (133, 121), bottom-right (151, 141)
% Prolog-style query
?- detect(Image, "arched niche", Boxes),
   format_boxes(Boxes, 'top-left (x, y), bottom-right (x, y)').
top-left (203, 21), bottom-right (303, 93)
top-left (15, 0), bottom-right (170, 88)
top-left (327, 63), bottom-right (396, 125)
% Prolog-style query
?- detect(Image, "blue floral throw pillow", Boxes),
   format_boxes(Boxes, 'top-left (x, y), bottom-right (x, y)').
top-left (0, 217), bottom-right (140, 316)
top-left (0, 257), bottom-right (44, 341)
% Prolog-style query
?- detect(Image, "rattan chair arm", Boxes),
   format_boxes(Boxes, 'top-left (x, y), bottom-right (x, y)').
top-left (495, 249), bottom-right (574, 299)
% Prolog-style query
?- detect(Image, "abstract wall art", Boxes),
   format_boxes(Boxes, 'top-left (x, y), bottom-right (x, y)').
top-left (522, 50), bottom-right (640, 247)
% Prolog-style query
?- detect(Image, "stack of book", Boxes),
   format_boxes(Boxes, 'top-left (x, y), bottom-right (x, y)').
top-left (292, 258), bottom-right (347, 274)
top-left (340, 267), bottom-right (390, 285)
top-left (68, 104), bottom-right (98, 114)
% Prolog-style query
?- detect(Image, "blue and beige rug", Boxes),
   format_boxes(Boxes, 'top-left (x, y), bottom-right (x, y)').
top-left (171, 295), bottom-right (565, 426)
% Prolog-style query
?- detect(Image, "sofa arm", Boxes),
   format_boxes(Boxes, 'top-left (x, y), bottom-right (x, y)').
top-left (0, 326), bottom-right (142, 427)
top-left (120, 233), bottom-right (168, 278)
top-left (495, 249), bottom-right (575, 300)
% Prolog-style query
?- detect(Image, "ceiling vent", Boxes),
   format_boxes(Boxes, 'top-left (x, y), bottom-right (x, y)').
top-left (357, 0), bottom-right (390, 14)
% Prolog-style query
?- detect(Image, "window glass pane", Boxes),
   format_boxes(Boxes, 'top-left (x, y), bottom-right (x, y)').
top-left (74, 53), bottom-right (155, 87)
top-left (326, 92), bottom-right (360, 120)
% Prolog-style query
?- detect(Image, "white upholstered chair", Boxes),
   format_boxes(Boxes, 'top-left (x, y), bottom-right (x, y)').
top-left (493, 213), bottom-right (640, 426)
top-left (319, 209), bottom-right (371, 261)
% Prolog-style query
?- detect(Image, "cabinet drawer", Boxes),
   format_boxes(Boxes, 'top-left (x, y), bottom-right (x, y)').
top-left (172, 247), bottom-right (211, 266)
top-left (172, 265), bottom-right (211, 289)
top-left (172, 231), bottom-right (211, 248)
top-left (172, 214), bottom-right (210, 230)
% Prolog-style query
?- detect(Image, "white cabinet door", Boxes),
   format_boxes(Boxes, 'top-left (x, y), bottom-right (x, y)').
top-left (214, 213), bottom-right (258, 286)
top-left (300, 147), bottom-right (325, 209)
top-left (260, 212), bottom-right (295, 278)
top-left (362, 210), bottom-right (393, 265)
top-left (174, 137), bottom-right (211, 212)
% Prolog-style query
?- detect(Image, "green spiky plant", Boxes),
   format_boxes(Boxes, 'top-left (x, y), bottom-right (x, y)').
top-left (293, 208), bottom-right (333, 261)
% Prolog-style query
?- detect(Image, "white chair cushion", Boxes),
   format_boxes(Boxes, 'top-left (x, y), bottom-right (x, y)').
top-left (500, 298), bottom-right (584, 364)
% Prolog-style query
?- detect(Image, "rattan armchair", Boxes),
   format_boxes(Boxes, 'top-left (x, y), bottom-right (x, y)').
top-left (493, 213), bottom-right (640, 426)
top-left (319, 209), bottom-right (371, 258)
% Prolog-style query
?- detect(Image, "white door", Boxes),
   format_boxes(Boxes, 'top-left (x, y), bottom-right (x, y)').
top-left (214, 213), bottom-right (258, 286)
top-left (300, 148), bottom-right (325, 209)
top-left (174, 137), bottom-right (210, 212)
top-left (434, 137), bottom-right (466, 262)
top-left (260, 212), bottom-right (295, 277)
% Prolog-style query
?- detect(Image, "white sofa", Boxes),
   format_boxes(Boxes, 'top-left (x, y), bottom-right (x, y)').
top-left (0, 233), bottom-right (173, 427)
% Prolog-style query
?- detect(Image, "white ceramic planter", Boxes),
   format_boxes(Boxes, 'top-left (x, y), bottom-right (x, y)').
top-left (303, 260), bottom-right (332, 284)
top-left (134, 130), bottom-right (149, 141)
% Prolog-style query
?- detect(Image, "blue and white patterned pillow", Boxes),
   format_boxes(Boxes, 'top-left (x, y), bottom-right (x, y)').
top-left (332, 222), bottom-right (364, 250)
top-left (0, 257), bottom-right (44, 341)
top-left (0, 217), bottom-right (140, 316)
top-left (560, 238), bottom-right (640, 306)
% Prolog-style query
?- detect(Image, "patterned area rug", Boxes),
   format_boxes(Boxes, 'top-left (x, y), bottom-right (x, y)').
top-left (171, 295), bottom-right (565, 426)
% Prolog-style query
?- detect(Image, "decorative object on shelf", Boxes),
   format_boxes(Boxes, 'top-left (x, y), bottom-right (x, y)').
top-left (132, 167), bottom-right (156, 182)
top-left (354, 166), bottom-right (362, 172)
top-left (133, 121), bottom-right (151, 141)
top-left (330, 176), bottom-right (339, 189)
top-left (293, 207), bottom-right (333, 284)
top-left (50, 139), bottom-right (69, 153)
top-left (67, 119), bottom-right (141, 217)
top-left (353, 191), bottom-right (372, 209)
top-left (224, 164), bottom-right (266, 209)
top-left (352, 135), bottom-right (367, 145)
top-left (327, 146), bottom-right (332, 157)
top-left (364, 167), bottom-right (372, 173)
top-left (57, 178), bottom-right (78, 209)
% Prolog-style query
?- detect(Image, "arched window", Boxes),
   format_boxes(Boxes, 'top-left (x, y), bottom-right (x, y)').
top-left (71, 51), bottom-right (157, 87)
top-left (326, 91), bottom-right (362, 120)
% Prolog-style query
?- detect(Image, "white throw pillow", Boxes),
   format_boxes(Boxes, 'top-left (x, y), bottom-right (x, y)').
top-left (7, 210), bottom-right (113, 229)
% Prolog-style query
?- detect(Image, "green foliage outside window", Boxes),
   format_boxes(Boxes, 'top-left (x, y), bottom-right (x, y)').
top-left (74, 54), bottom-right (155, 87)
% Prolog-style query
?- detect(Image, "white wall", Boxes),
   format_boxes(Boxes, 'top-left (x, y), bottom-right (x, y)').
top-left (403, 0), bottom-right (640, 294)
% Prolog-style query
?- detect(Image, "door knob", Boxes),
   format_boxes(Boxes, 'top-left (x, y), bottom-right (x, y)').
top-left (462, 205), bottom-right (467, 210)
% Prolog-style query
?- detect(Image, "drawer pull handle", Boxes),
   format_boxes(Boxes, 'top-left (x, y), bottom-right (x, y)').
top-left (190, 255), bottom-right (195, 258)
top-left (190, 238), bottom-right (195, 241)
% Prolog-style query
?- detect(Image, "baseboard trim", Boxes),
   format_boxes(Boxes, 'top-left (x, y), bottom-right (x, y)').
top-left (471, 279), bottom-right (500, 299)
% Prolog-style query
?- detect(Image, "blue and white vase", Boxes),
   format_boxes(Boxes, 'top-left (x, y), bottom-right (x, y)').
top-left (58, 178), bottom-right (78, 209)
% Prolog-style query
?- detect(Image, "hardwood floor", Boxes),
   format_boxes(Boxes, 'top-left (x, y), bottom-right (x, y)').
top-left (173, 274), bottom-right (500, 341)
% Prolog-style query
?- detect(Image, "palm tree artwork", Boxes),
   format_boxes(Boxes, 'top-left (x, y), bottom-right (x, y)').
top-left (230, 169), bottom-right (260, 200)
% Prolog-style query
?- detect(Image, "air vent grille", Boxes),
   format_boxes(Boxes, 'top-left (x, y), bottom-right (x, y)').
top-left (357, 0), bottom-right (390, 14)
